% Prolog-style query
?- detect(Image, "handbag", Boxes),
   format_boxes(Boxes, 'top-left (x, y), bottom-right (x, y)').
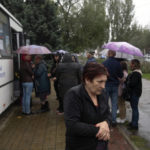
top-left (121, 73), bottom-right (132, 101)
top-left (122, 87), bottom-right (131, 101)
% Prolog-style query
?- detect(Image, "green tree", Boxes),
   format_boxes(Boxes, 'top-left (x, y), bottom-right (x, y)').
top-left (129, 24), bottom-right (150, 53)
top-left (107, 0), bottom-right (134, 41)
top-left (57, 0), bottom-right (81, 51)
top-left (57, 0), bottom-right (109, 52)
top-left (73, 0), bottom-right (109, 51)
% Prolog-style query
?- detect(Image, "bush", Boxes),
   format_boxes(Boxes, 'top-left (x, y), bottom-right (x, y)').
top-left (141, 61), bottom-right (150, 73)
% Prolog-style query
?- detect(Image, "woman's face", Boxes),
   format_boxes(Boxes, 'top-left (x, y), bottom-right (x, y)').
top-left (34, 56), bottom-right (41, 64)
top-left (25, 55), bottom-right (31, 61)
top-left (130, 62), bottom-right (134, 71)
top-left (72, 56), bottom-right (75, 62)
top-left (54, 55), bottom-right (59, 61)
top-left (85, 75), bottom-right (107, 95)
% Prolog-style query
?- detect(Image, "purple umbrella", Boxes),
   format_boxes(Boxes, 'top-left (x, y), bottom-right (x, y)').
top-left (17, 45), bottom-right (51, 55)
top-left (102, 42), bottom-right (143, 57)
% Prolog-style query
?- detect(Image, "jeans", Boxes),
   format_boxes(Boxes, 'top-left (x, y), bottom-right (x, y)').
top-left (22, 82), bottom-right (33, 114)
top-left (106, 86), bottom-right (118, 123)
top-left (130, 94), bottom-right (139, 127)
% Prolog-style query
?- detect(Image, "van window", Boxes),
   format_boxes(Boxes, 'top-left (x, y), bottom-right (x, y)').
top-left (0, 10), bottom-right (11, 57)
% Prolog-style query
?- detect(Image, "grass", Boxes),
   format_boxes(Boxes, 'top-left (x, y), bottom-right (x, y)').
top-left (143, 73), bottom-right (150, 80)
top-left (78, 56), bottom-right (150, 81)
top-left (130, 135), bottom-right (150, 150)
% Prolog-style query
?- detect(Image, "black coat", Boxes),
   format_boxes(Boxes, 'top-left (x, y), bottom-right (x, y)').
top-left (20, 61), bottom-right (33, 82)
top-left (64, 84), bottom-right (112, 150)
top-left (126, 71), bottom-right (142, 97)
top-left (103, 57), bottom-right (123, 86)
top-left (55, 54), bottom-right (81, 99)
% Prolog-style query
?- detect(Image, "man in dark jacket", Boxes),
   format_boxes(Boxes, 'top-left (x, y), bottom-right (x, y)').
top-left (55, 53), bottom-right (82, 115)
top-left (103, 50), bottom-right (123, 126)
top-left (34, 55), bottom-right (51, 112)
top-left (85, 51), bottom-right (97, 65)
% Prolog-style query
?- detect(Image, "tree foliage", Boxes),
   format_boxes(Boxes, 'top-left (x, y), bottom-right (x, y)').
top-left (107, 0), bottom-right (134, 41)
top-left (1, 0), bottom-right (150, 53)
top-left (57, 0), bottom-right (109, 52)
top-left (129, 24), bottom-right (150, 53)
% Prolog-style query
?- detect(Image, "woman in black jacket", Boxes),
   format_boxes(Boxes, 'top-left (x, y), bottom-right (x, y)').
top-left (64, 63), bottom-right (111, 150)
top-left (127, 59), bottom-right (142, 130)
top-left (55, 53), bottom-right (82, 115)
top-left (50, 53), bottom-right (61, 100)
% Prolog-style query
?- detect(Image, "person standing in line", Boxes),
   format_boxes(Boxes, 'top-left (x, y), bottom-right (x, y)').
top-left (33, 55), bottom-right (51, 112)
top-left (103, 50), bottom-right (123, 126)
top-left (51, 53), bottom-right (61, 100)
top-left (64, 63), bottom-right (111, 150)
top-left (71, 54), bottom-right (79, 63)
top-left (20, 54), bottom-right (34, 115)
top-left (117, 61), bottom-right (128, 123)
top-left (55, 53), bottom-right (81, 115)
top-left (86, 51), bottom-right (97, 65)
top-left (127, 59), bottom-right (142, 130)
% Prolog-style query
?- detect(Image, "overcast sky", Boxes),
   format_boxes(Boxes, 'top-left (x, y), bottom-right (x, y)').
top-left (133, 0), bottom-right (150, 27)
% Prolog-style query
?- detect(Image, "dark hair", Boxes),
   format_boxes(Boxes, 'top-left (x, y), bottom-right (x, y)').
top-left (82, 63), bottom-right (108, 83)
top-left (62, 53), bottom-right (72, 63)
top-left (120, 61), bottom-right (128, 71)
top-left (88, 51), bottom-right (95, 55)
top-left (131, 59), bottom-right (140, 70)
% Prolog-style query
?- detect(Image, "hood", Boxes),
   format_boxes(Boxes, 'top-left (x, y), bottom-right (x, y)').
top-left (62, 53), bottom-right (73, 63)
top-left (133, 69), bottom-right (142, 75)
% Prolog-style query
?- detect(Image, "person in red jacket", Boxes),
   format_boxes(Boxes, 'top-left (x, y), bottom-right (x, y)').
top-left (20, 54), bottom-right (33, 115)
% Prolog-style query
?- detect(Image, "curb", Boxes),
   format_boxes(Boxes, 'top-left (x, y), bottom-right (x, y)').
top-left (117, 126), bottom-right (140, 150)
top-left (0, 104), bottom-right (17, 131)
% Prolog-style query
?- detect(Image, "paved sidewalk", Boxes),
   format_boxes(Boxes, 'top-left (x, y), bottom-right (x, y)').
top-left (0, 84), bottom-right (134, 150)
top-left (109, 127), bottom-right (133, 150)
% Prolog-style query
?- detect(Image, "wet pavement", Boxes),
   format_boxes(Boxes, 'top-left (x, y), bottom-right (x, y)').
top-left (0, 83), bottom-right (134, 150)
top-left (126, 79), bottom-right (150, 143)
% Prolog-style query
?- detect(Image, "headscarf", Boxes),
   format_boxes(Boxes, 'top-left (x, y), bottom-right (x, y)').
top-left (21, 54), bottom-right (31, 62)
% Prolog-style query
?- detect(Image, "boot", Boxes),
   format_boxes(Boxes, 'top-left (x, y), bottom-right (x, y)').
top-left (45, 101), bottom-right (50, 111)
top-left (40, 104), bottom-right (46, 112)
top-left (40, 101), bottom-right (50, 112)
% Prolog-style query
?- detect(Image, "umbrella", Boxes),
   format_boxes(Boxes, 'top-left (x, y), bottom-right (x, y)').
top-left (56, 49), bottom-right (68, 54)
top-left (17, 45), bottom-right (51, 54)
top-left (102, 42), bottom-right (143, 57)
top-left (100, 49), bottom-right (134, 60)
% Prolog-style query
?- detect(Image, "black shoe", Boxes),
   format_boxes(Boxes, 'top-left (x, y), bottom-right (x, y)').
top-left (127, 122), bottom-right (132, 127)
top-left (22, 112), bottom-right (26, 115)
top-left (40, 102), bottom-right (50, 113)
top-left (112, 122), bottom-right (117, 127)
top-left (24, 112), bottom-right (34, 115)
top-left (128, 125), bottom-right (138, 130)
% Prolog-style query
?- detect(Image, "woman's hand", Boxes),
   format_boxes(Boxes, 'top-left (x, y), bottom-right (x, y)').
top-left (95, 121), bottom-right (110, 141)
top-left (52, 77), bottom-right (56, 81)
top-left (32, 64), bottom-right (35, 68)
top-left (47, 73), bottom-right (51, 77)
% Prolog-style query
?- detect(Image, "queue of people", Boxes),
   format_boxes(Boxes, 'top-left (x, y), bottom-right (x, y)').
top-left (19, 50), bottom-right (142, 150)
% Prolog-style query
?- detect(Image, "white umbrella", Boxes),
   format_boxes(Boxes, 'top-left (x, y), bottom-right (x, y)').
top-left (100, 49), bottom-right (134, 60)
